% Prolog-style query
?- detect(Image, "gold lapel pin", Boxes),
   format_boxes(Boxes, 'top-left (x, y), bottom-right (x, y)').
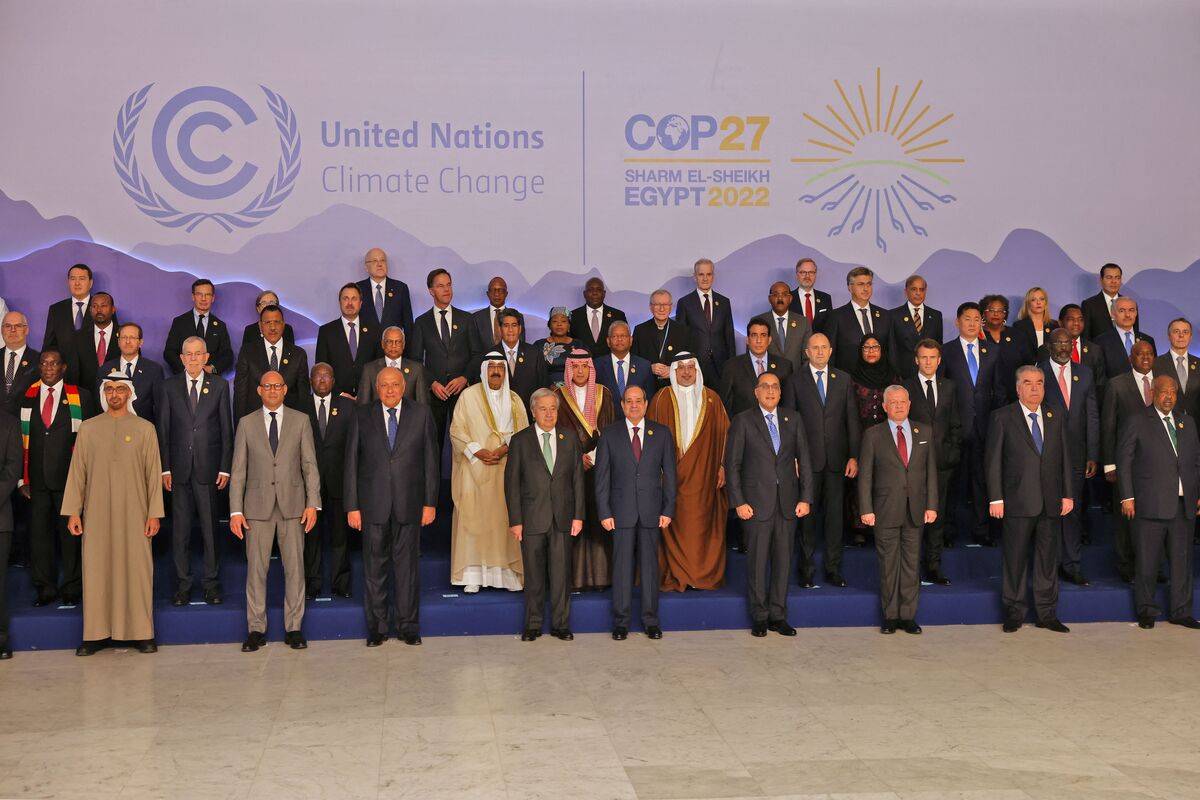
top-left (667, 345), bottom-right (674, 351)
top-left (903, 316), bottom-right (910, 323)
top-left (20, 361), bottom-right (26, 367)
top-left (783, 416), bottom-right (789, 423)
top-left (332, 408), bottom-right (339, 416)
top-left (387, 291), bottom-right (394, 298)
top-left (874, 310), bottom-right (880, 317)
top-left (1178, 422), bottom-right (1184, 429)
top-left (1005, 336), bottom-right (1011, 343)
top-left (212, 320), bottom-right (219, 327)
top-left (1073, 375), bottom-right (1079, 382)
top-left (558, 433), bottom-right (564, 440)
top-left (647, 429), bottom-right (654, 436)
top-left (981, 348), bottom-right (988, 354)
top-left (714, 300), bottom-right (720, 307)
top-left (124, 435), bottom-right (132, 443)
top-left (282, 358), bottom-right (289, 365)
top-left (606, 311), bottom-right (612, 318)
top-left (403, 367), bottom-right (411, 374)
top-left (1046, 411), bottom-right (1053, 418)
top-left (770, 363), bottom-right (777, 369)
top-left (362, 326), bottom-right (368, 334)
top-left (629, 366), bottom-right (636, 373)
top-left (829, 372), bottom-right (835, 379)
top-left (518, 356), bottom-right (525, 363)
top-left (202, 387), bottom-right (209, 393)
top-left (61, 399), bottom-right (68, 405)
top-left (913, 426), bottom-right (920, 434)
top-left (790, 321), bottom-right (797, 328)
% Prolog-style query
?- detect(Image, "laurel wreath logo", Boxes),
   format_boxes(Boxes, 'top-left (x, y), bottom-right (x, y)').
top-left (112, 84), bottom-right (301, 232)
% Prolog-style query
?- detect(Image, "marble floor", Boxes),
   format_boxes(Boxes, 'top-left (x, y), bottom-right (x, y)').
top-left (1, 623), bottom-right (1198, 800)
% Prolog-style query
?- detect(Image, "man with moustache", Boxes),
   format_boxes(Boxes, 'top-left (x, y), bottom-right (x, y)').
top-left (357, 326), bottom-right (428, 406)
top-left (570, 277), bottom-right (627, 356)
top-left (752, 282), bottom-right (810, 375)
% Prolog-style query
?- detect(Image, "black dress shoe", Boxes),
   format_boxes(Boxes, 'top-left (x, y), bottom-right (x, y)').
top-left (366, 633), bottom-right (386, 647)
top-left (1036, 619), bottom-right (1070, 633)
top-left (924, 571), bottom-right (951, 586)
top-left (135, 639), bottom-right (158, 654)
top-left (204, 590), bottom-right (223, 605)
top-left (901, 620), bottom-right (922, 635)
top-left (824, 573), bottom-right (847, 588)
top-left (880, 620), bottom-right (897, 634)
top-left (60, 594), bottom-right (80, 605)
top-left (285, 631), bottom-right (308, 649)
top-left (551, 629), bottom-right (573, 641)
top-left (0, 646), bottom-right (11, 660)
top-left (1168, 616), bottom-right (1200, 629)
top-left (520, 629), bottom-right (540, 642)
top-left (241, 633), bottom-right (262, 652)
top-left (75, 641), bottom-right (102, 657)
top-left (1057, 568), bottom-right (1090, 587)
top-left (1137, 617), bottom-right (1155, 629)
top-left (611, 627), bottom-right (628, 641)
top-left (1002, 620), bottom-right (1022, 633)
top-left (402, 632), bottom-right (422, 645)
top-left (750, 622), bottom-right (768, 637)
top-left (767, 620), bottom-right (797, 636)
top-left (334, 588), bottom-right (352, 599)
top-left (304, 590), bottom-right (317, 602)
top-left (1118, 570), bottom-right (1134, 584)
top-left (33, 593), bottom-right (56, 607)
top-left (800, 577), bottom-right (816, 589)
top-left (645, 626), bottom-right (663, 640)
top-left (171, 591), bottom-right (189, 607)
top-left (1156, 573), bottom-right (1168, 584)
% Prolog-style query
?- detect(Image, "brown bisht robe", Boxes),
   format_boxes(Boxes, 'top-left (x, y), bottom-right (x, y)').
top-left (61, 413), bottom-right (164, 641)
top-left (648, 385), bottom-right (729, 590)
top-left (553, 383), bottom-right (615, 590)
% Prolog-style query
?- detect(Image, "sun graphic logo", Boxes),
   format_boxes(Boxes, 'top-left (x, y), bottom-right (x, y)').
top-left (792, 69), bottom-right (964, 253)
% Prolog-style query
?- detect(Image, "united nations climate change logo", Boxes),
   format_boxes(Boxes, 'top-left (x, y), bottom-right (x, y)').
top-left (792, 69), bottom-right (964, 252)
top-left (113, 84), bottom-right (301, 232)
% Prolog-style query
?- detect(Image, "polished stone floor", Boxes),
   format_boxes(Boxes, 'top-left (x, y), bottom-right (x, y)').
top-left (1, 623), bottom-right (1198, 799)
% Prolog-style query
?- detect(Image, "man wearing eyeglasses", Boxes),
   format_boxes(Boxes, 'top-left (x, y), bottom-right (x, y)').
top-left (100, 323), bottom-right (163, 423)
top-left (0, 312), bottom-right (39, 416)
top-left (789, 258), bottom-right (831, 333)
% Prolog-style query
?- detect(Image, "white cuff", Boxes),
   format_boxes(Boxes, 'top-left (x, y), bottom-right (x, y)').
top-left (465, 442), bottom-right (482, 463)
top-left (988, 500), bottom-right (1003, 505)
top-left (218, 472), bottom-right (230, 478)
top-left (1104, 464), bottom-right (1115, 474)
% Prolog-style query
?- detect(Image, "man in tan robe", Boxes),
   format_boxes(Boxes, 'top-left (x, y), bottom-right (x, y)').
top-left (450, 351), bottom-right (528, 591)
top-left (648, 351), bottom-right (730, 590)
top-left (63, 372), bottom-right (164, 656)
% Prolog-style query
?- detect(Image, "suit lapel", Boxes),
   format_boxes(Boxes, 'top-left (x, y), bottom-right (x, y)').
top-left (751, 410), bottom-right (777, 459)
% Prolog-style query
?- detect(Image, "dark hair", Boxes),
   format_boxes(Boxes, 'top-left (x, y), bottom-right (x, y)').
top-left (426, 268), bottom-right (450, 288)
top-left (118, 321), bottom-right (144, 339)
top-left (1057, 303), bottom-right (1082, 320)
top-left (40, 348), bottom-right (64, 362)
top-left (191, 278), bottom-right (214, 292)
top-left (979, 294), bottom-right (1009, 313)
top-left (1100, 262), bottom-right (1122, 277)
top-left (259, 303), bottom-right (284, 319)
top-left (904, 274), bottom-right (926, 289)
top-left (68, 263), bottom-right (92, 279)
top-left (338, 282), bottom-right (361, 299)
top-left (92, 291), bottom-right (114, 304)
top-left (956, 301), bottom-right (981, 318)
top-left (846, 266), bottom-right (874, 284)
top-left (914, 338), bottom-right (942, 355)
top-left (746, 319), bottom-right (771, 337)
top-left (1168, 317), bottom-right (1192, 331)
top-left (498, 308), bottom-right (524, 327)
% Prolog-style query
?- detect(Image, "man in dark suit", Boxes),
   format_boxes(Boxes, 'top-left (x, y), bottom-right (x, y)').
top-left (595, 385), bottom-right (677, 640)
top-left (1040, 305), bottom-right (1107, 396)
top-left (904, 339), bottom-right (962, 584)
top-left (297, 363), bottom-right (354, 599)
top-left (824, 266), bottom-right (891, 373)
top-left (674, 258), bottom-right (736, 385)
top-left (19, 349), bottom-right (95, 606)
top-left (357, 326), bottom-right (428, 407)
top-left (719, 319), bottom-right (795, 419)
top-left (942, 302), bottom-right (1003, 546)
top-left (752, 282), bottom-right (811, 375)
top-left (315, 283), bottom-right (379, 399)
top-left (491, 309), bottom-right (546, 414)
top-left (101, 323), bottom-right (164, 423)
top-left (345, 366), bottom-right (439, 646)
top-left (986, 366), bottom-right (1074, 633)
top-left (157, 336), bottom-right (233, 606)
top-left (790, 332), bottom-right (860, 587)
top-left (1093, 297), bottom-right (1156, 383)
top-left (233, 305), bottom-right (309, 419)
top-left (0, 409), bottom-right (24, 659)
top-left (0, 311), bottom-right (40, 416)
top-left (41, 263), bottom-right (94, 356)
top-left (1102, 340), bottom-right (1159, 582)
top-left (1155, 317), bottom-right (1200, 421)
top-left (593, 320), bottom-right (654, 420)
top-left (724, 372), bottom-right (813, 637)
top-left (1117, 377), bottom-right (1200, 629)
top-left (1081, 262), bottom-right (1134, 341)
top-left (504, 388), bottom-right (584, 641)
top-left (1040, 329), bottom-right (1099, 586)
top-left (471, 276), bottom-right (522, 349)
top-left (790, 257), bottom-right (832, 332)
top-left (408, 268), bottom-right (484, 447)
top-left (357, 246), bottom-right (414, 335)
top-left (66, 292), bottom-right (117, 391)
top-left (632, 290), bottom-right (693, 392)
top-left (238, 290), bottom-right (295, 354)
top-left (858, 385), bottom-right (938, 634)
top-left (890, 275), bottom-right (943, 380)
top-left (162, 279), bottom-right (234, 375)
top-left (570, 277), bottom-right (626, 357)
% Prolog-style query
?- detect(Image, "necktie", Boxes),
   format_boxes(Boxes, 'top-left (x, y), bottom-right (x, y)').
top-left (859, 307), bottom-right (872, 335)
top-left (1124, 331), bottom-right (1133, 356)
top-left (590, 308), bottom-right (600, 342)
top-left (1178, 356), bottom-right (1188, 389)
top-left (268, 411), bottom-right (279, 455)
top-left (631, 426), bottom-right (642, 461)
top-left (1058, 364), bottom-right (1071, 409)
top-left (318, 397), bottom-right (328, 437)
top-left (4, 351), bottom-right (15, 392)
top-left (439, 309), bottom-right (450, 347)
top-left (967, 343), bottom-right (978, 386)
top-left (125, 361), bottom-right (133, 378)
top-left (1164, 416), bottom-right (1178, 454)
top-left (755, 358), bottom-right (764, 376)
top-left (41, 387), bottom-right (54, 428)
top-left (74, 302), bottom-right (84, 330)
top-left (804, 293), bottom-right (814, 324)
top-left (765, 413), bottom-right (780, 454)
top-left (196, 314), bottom-right (206, 338)
top-left (816, 370), bottom-right (826, 405)
top-left (348, 322), bottom-right (358, 361)
top-left (896, 425), bottom-right (909, 466)
top-left (777, 317), bottom-right (787, 348)
top-left (703, 294), bottom-right (712, 325)
top-left (541, 430), bottom-right (553, 470)
top-left (1029, 412), bottom-right (1043, 455)
top-left (616, 359), bottom-right (626, 399)
top-left (374, 284), bottom-right (385, 321)
top-left (1142, 375), bottom-right (1152, 406)
top-left (913, 307), bottom-right (923, 333)
top-left (269, 345), bottom-right (279, 372)
top-left (387, 406), bottom-right (398, 450)
top-left (189, 379), bottom-right (199, 412)
top-left (508, 349), bottom-right (517, 375)
top-left (96, 329), bottom-right (107, 365)
top-left (1109, 296), bottom-right (1117, 316)
top-left (491, 309), bottom-right (501, 345)
top-left (925, 379), bottom-right (935, 409)
top-left (1071, 339), bottom-right (1080, 363)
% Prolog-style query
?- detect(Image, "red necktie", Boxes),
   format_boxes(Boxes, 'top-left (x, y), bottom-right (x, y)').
top-left (703, 294), bottom-right (712, 324)
top-left (1071, 339), bottom-right (1080, 364)
top-left (804, 293), bottom-right (814, 324)
top-left (1057, 364), bottom-right (1071, 409)
top-left (42, 387), bottom-right (54, 428)
top-left (96, 329), bottom-right (107, 365)
top-left (1142, 375), bottom-right (1152, 406)
top-left (896, 425), bottom-right (909, 467)
top-left (631, 426), bottom-right (642, 462)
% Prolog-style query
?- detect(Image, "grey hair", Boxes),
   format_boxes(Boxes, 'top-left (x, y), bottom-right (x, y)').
top-left (381, 325), bottom-right (405, 344)
top-left (1014, 364), bottom-right (1044, 387)
top-left (181, 335), bottom-right (207, 351)
top-left (607, 320), bottom-right (631, 336)
top-left (650, 289), bottom-right (672, 304)
top-left (882, 384), bottom-right (909, 402)
top-left (254, 289), bottom-right (279, 307)
top-left (530, 388), bottom-right (559, 408)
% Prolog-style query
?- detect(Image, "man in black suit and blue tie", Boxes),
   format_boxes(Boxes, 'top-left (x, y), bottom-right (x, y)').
top-left (1092, 297), bottom-right (1156, 383)
top-left (162, 279), bottom-right (234, 375)
top-left (595, 385), bottom-right (677, 641)
top-left (357, 247), bottom-right (414, 336)
top-left (315, 283), bottom-right (380, 399)
top-left (593, 321), bottom-right (654, 420)
top-left (674, 259), bottom-right (736, 385)
top-left (101, 323), bottom-right (164, 423)
top-left (41, 263), bottom-right (95, 356)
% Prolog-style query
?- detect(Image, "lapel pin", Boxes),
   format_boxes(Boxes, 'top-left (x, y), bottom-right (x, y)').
top-left (20, 361), bottom-right (26, 367)
top-left (282, 358), bottom-right (289, 365)
top-left (1073, 375), bottom-right (1079, 382)
top-left (903, 316), bottom-right (910, 323)
top-left (202, 387), bottom-right (209, 394)
top-left (629, 366), bottom-right (636, 373)
top-left (387, 291), bottom-right (394, 298)
top-left (667, 345), bottom-right (674, 351)
top-left (647, 429), bottom-right (654, 436)
top-left (331, 407), bottom-right (339, 416)
top-left (558, 433), bottom-right (564, 440)
top-left (770, 363), bottom-right (777, 369)
top-left (981, 348), bottom-right (988, 354)
top-left (124, 435), bottom-right (132, 443)
top-left (403, 367), bottom-right (410, 373)
top-left (783, 416), bottom-right (789, 423)
top-left (518, 356), bottom-right (524, 364)
top-left (1046, 411), bottom-right (1053, 418)
top-left (1004, 336), bottom-right (1011, 342)
top-left (830, 372), bottom-right (835, 379)
top-left (61, 398), bottom-right (68, 405)
top-left (790, 320), bottom-right (797, 328)
top-left (714, 300), bottom-right (720, 307)
top-left (913, 426), bottom-right (920, 433)
top-left (874, 310), bottom-right (880, 317)
top-left (212, 320), bottom-right (219, 327)
top-left (1178, 422), bottom-right (1184, 429)
top-left (606, 311), bottom-right (612, 318)
top-left (362, 326), bottom-right (368, 334)
top-left (453, 324), bottom-right (458, 330)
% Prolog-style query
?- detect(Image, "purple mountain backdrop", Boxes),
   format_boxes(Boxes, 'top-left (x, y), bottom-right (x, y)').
top-left (0, 191), bottom-right (1196, 368)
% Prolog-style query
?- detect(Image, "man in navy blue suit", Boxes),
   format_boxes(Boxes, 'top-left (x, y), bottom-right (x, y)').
top-left (593, 321), bottom-right (655, 420)
top-left (1093, 297), bottom-right (1156, 383)
top-left (595, 385), bottom-right (676, 641)
top-left (101, 323), bottom-right (164, 424)
top-left (889, 275), bottom-right (943, 380)
top-left (824, 266), bottom-right (891, 373)
top-left (789, 258), bottom-right (832, 332)
top-left (356, 247), bottom-right (414, 336)
top-left (674, 259), bottom-right (736, 385)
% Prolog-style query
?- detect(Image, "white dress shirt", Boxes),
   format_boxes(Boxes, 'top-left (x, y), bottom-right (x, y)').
top-left (917, 372), bottom-right (939, 407)
top-left (4, 345), bottom-right (27, 376)
top-left (262, 336), bottom-right (285, 364)
top-left (433, 304), bottom-right (454, 331)
top-left (851, 301), bottom-right (873, 334)
top-left (382, 400), bottom-right (403, 431)
top-left (38, 379), bottom-right (64, 424)
top-left (262, 404), bottom-right (284, 436)
top-left (342, 316), bottom-right (360, 346)
top-left (93, 322), bottom-right (114, 353)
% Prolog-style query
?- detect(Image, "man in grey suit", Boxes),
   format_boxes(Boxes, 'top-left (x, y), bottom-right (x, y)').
top-left (752, 282), bottom-right (811, 374)
top-left (724, 372), bottom-right (813, 637)
top-left (357, 326), bottom-right (428, 406)
top-left (1117, 376), bottom-right (1200, 629)
top-left (505, 388), bottom-right (584, 641)
top-left (345, 367), bottom-right (440, 647)
top-left (858, 386), bottom-right (938, 635)
top-left (229, 370), bottom-right (321, 652)
top-left (986, 365), bottom-right (1074, 633)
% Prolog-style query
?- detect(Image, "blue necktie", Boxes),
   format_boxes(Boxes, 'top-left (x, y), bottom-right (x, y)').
top-left (1123, 331), bottom-right (1133, 356)
top-left (616, 359), bottom-right (626, 400)
top-left (815, 370), bottom-right (826, 405)
top-left (387, 406), bottom-right (398, 450)
top-left (766, 412), bottom-right (780, 455)
top-left (967, 343), bottom-right (979, 386)
top-left (348, 322), bottom-right (358, 360)
top-left (1029, 412), bottom-right (1043, 455)
top-left (268, 411), bottom-right (279, 455)
top-left (374, 284), bottom-right (384, 322)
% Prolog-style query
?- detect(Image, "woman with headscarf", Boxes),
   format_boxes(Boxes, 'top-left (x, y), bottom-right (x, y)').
top-left (534, 307), bottom-right (586, 385)
top-left (848, 333), bottom-right (897, 545)
top-left (553, 349), bottom-right (616, 590)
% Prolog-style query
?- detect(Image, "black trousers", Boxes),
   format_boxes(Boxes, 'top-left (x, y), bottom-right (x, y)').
top-left (428, 393), bottom-right (460, 451)
top-left (0, 529), bottom-right (10, 647)
top-left (306, 494), bottom-right (350, 595)
top-left (1111, 487), bottom-right (1136, 577)
top-left (171, 478), bottom-right (220, 594)
top-left (798, 469), bottom-right (844, 578)
top-left (922, 468), bottom-right (954, 572)
top-left (29, 487), bottom-right (79, 598)
top-left (877, 523), bottom-right (922, 621)
top-left (1060, 468), bottom-right (1086, 576)
top-left (952, 439), bottom-right (991, 543)
top-left (612, 524), bottom-right (660, 628)
top-left (520, 528), bottom-right (573, 631)
top-left (1001, 513), bottom-right (1060, 623)
top-left (745, 514), bottom-right (793, 624)
top-left (362, 519), bottom-right (420, 636)
top-left (1133, 501), bottom-right (1194, 620)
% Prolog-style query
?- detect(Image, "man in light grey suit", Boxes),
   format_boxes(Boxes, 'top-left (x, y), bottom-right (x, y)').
top-left (229, 370), bottom-right (321, 653)
top-left (752, 281), bottom-right (811, 374)
top-left (858, 385), bottom-right (938, 635)
top-left (357, 326), bottom-right (428, 406)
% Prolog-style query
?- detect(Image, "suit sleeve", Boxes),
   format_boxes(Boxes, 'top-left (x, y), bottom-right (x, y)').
top-left (211, 321), bottom-right (234, 375)
top-left (722, 307), bottom-right (735, 365)
top-left (1115, 415), bottom-right (1137, 503)
top-left (844, 379), bottom-right (862, 460)
top-left (0, 421), bottom-right (22, 497)
top-left (400, 285), bottom-right (414, 335)
top-left (292, 348), bottom-right (311, 401)
top-left (217, 382), bottom-right (233, 474)
top-left (594, 433), bottom-right (613, 521)
top-left (794, 417), bottom-right (813, 505)
top-left (343, 410), bottom-right (360, 511)
top-left (1058, 418), bottom-right (1071, 498)
top-left (163, 318), bottom-right (184, 373)
top-left (1101, 383), bottom-right (1118, 468)
top-left (945, 391), bottom-right (963, 468)
top-left (156, 384), bottom-right (172, 473)
top-left (408, 320), bottom-right (427, 372)
top-left (857, 428), bottom-right (875, 515)
top-left (724, 417), bottom-right (747, 508)
top-left (984, 408), bottom-right (1005, 503)
top-left (503, 434), bottom-right (523, 527)
top-left (228, 422), bottom-right (248, 517)
top-left (356, 366), bottom-right (372, 406)
top-left (411, 363), bottom-right (429, 404)
top-left (660, 430), bottom-right (677, 518)
top-left (1084, 384), bottom-right (1099, 464)
top-left (465, 318), bottom-right (485, 371)
top-left (233, 350), bottom-right (250, 421)
top-left (717, 364), bottom-right (735, 412)
top-left (423, 407), bottom-right (440, 507)
top-left (924, 433), bottom-right (938, 510)
top-left (571, 438), bottom-right (585, 520)
top-left (299, 417), bottom-right (322, 508)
